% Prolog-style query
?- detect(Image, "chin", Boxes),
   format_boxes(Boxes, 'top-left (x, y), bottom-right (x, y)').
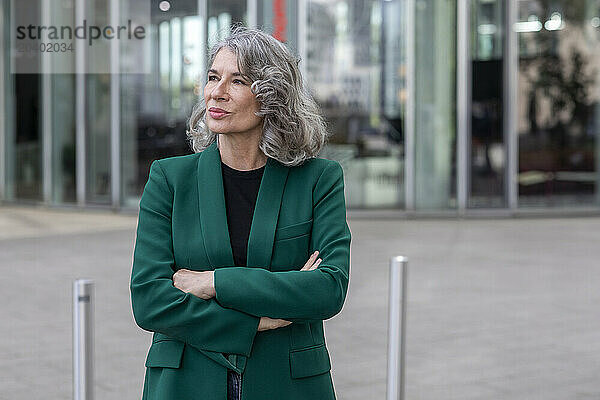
top-left (207, 124), bottom-right (230, 134)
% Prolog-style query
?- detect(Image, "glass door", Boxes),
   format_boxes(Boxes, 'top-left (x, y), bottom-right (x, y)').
top-left (517, 0), bottom-right (600, 207)
top-left (469, 0), bottom-right (507, 208)
top-left (9, 1), bottom-right (42, 201)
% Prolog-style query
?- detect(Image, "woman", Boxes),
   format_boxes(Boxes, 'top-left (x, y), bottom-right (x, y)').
top-left (130, 25), bottom-right (351, 400)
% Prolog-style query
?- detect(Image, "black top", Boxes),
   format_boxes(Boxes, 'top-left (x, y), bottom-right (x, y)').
top-left (221, 160), bottom-right (265, 267)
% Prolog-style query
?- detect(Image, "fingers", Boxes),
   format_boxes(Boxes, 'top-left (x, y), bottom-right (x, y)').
top-left (257, 317), bottom-right (267, 331)
top-left (257, 317), bottom-right (292, 331)
top-left (309, 257), bottom-right (321, 270)
top-left (275, 319), bottom-right (292, 329)
top-left (301, 251), bottom-right (319, 271)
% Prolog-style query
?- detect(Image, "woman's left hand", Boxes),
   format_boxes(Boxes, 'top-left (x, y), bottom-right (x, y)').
top-left (172, 269), bottom-right (216, 300)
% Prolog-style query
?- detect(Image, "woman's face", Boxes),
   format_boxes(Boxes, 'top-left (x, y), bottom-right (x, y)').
top-left (203, 48), bottom-right (262, 137)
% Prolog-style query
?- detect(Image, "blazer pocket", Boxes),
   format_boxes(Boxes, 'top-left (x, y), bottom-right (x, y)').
top-left (275, 219), bottom-right (313, 241)
top-left (289, 344), bottom-right (331, 379)
top-left (145, 339), bottom-right (185, 369)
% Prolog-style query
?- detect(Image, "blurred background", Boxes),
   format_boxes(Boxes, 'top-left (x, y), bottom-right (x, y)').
top-left (2, 0), bottom-right (600, 399)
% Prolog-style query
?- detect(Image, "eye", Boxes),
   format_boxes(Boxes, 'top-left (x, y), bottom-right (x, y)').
top-left (233, 79), bottom-right (246, 85)
top-left (208, 75), bottom-right (218, 81)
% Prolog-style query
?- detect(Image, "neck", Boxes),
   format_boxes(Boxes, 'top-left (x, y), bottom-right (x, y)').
top-left (217, 133), bottom-right (267, 171)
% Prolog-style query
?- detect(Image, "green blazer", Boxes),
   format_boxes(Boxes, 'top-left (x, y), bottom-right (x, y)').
top-left (130, 141), bottom-right (351, 400)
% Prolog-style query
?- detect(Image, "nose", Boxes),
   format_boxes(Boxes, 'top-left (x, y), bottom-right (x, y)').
top-left (210, 79), bottom-right (229, 101)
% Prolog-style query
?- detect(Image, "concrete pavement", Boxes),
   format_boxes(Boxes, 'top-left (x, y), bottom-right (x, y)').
top-left (1, 205), bottom-right (600, 399)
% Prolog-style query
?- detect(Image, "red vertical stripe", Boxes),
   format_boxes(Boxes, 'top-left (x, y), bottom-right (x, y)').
top-left (273, 0), bottom-right (287, 42)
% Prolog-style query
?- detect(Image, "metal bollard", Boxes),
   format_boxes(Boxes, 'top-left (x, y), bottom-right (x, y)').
top-left (387, 256), bottom-right (408, 400)
top-left (73, 279), bottom-right (95, 400)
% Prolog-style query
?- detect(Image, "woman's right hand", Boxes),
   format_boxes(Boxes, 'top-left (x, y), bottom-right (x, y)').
top-left (257, 251), bottom-right (322, 331)
top-left (258, 317), bottom-right (292, 331)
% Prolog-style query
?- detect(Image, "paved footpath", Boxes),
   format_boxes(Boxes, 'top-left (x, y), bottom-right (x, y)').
top-left (1, 205), bottom-right (600, 399)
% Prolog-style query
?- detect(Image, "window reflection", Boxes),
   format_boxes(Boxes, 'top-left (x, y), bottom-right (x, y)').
top-left (208, 0), bottom-right (243, 48)
top-left (122, 1), bottom-right (211, 206)
top-left (517, 0), bottom-right (599, 206)
top-left (470, 0), bottom-right (506, 208)
top-left (414, 0), bottom-right (457, 210)
top-left (14, 74), bottom-right (42, 200)
top-left (307, 0), bottom-right (405, 209)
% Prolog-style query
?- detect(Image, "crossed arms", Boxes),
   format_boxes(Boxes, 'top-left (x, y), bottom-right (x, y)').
top-left (130, 160), bottom-right (351, 357)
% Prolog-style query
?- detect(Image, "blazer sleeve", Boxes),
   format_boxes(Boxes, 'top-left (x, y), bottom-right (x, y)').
top-left (130, 160), bottom-right (260, 357)
top-left (213, 161), bottom-right (351, 322)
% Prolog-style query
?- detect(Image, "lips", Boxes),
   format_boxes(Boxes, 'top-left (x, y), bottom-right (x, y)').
top-left (208, 107), bottom-right (230, 119)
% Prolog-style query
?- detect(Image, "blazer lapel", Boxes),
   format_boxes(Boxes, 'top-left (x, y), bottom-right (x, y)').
top-left (246, 157), bottom-right (289, 270)
top-left (197, 141), bottom-right (235, 268)
top-left (197, 141), bottom-right (289, 270)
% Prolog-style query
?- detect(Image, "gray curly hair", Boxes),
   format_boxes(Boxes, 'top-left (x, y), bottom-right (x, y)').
top-left (186, 25), bottom-right (329, 166)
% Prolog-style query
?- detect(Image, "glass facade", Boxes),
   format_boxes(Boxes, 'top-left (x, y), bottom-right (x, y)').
top-left (517, 0), bottom-right (600, 207)
top-left (414, 0), bottom-right (457, 210)
top-left (306, 0), bottom-right (404, 208)
top-left (470, 0), bottom-right (506, 208)
top-left (120, 0), bottom-right (201, 207)
top-left (85, 0), bottom-right (111, 205)
top-left (51, 74), bottom-right (76, 204)
top-left (1, 0), bottom-right (600, 215)
top-left (49, 2), bottom-right (76, 204)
